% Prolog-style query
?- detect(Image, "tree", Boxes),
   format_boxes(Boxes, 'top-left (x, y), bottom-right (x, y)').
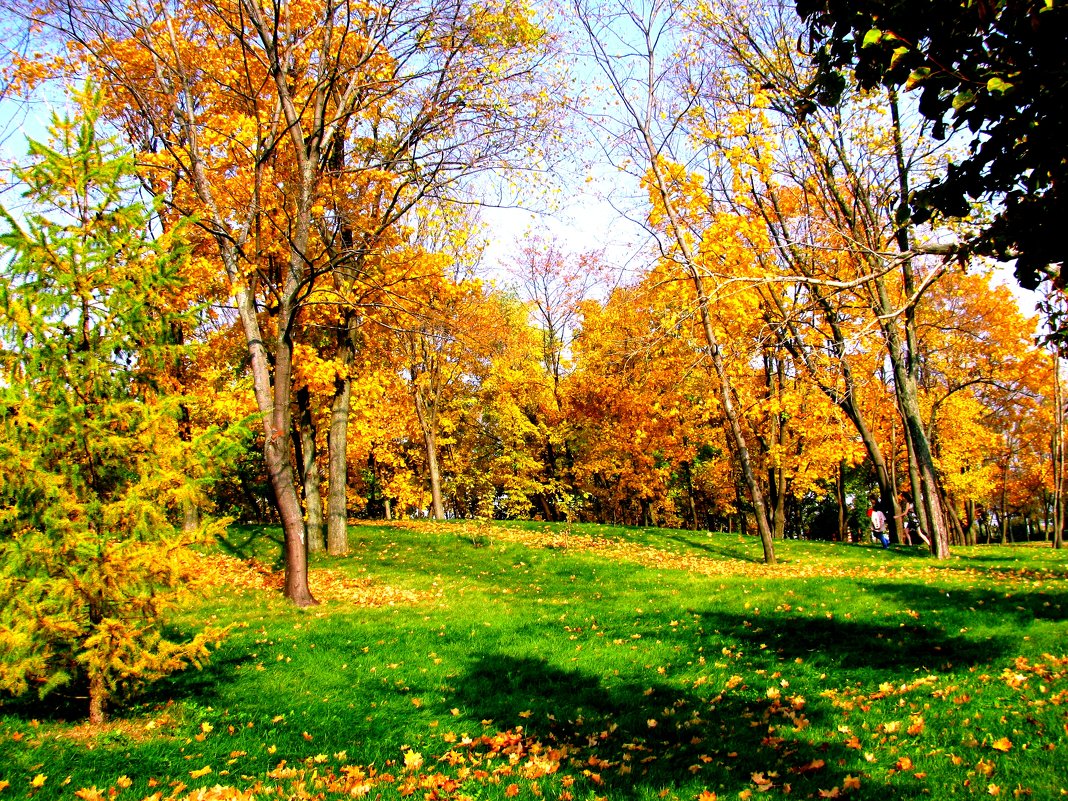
top-left (16, 0), bottom-right (559, 602)
top-left (796, 0), bottom-right (1068, 300)
top-left (575, 0), bottom-right (777, 562)
top-left (0, 88), bottom-right (224, 723)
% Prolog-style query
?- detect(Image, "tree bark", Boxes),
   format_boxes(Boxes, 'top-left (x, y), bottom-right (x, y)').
top-left (327, 316), bottom-right (356, 555)
top-left (294, 386), bottom-right (325, 553)
top-left (414, 388), bottom-right (446, 520)
top-left (89, 672), bottom-right (106, 725)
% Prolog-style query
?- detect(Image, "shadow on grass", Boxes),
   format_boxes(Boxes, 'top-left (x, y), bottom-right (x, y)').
top-left (453, 653), bottom-right (854, 800)
top-left (215, 524), bottom-right (284, 568)
top-left (867, 581), bottom-right (1068, 624)
top-left (657, 531), bottom-right (766, 563)
top-left (693, 608), bottom-right (1013, 674)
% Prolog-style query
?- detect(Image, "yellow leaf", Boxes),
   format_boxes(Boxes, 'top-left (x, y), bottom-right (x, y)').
top-left (189, 766), bottom-right (212, 779)
top-left (991, 737), bottom-right (1013, 752)
top-left (404, 750), bottom-right (424, 771)
top-left (30, 775), bottom-right (47, 789)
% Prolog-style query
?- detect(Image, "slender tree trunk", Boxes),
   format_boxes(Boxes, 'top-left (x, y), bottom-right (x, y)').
top-left (237, 287), bottom-right (314, 604)
top-left (414, 390), bottom-right (446, 520)
top-left (836, 460), bottom-right (848, 542)
top-left (1053, 343), bottom-right (1065, 549)
top-left (682, 461), bottom-right (699, 530)
top-left (294, 386), bottom-right (325, 553)
top-left (327, 317), bottom-right (356, 554)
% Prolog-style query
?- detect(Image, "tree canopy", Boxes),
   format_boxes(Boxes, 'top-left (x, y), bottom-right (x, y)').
top-left (795, 0), bottom-right (1068, 299)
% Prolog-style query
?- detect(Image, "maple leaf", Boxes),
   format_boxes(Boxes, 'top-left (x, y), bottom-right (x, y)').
top-left (895, 756), bottom-right (913, 771)
top-left (818, 789), bottom-right (840, 799)
top-left (404, 751), bottom-right (424, 771)
top-left (988, 784), bottom-right (1001, 796)
top-left (991, 737), bottom-right (1013, 752)
top-left (74, 788), bottom-right (105, 801)
top-left (698, 792), bottom-right (718, 801)
top-left (842, 775), bottom-right (861, 790)
top-left (505, 784), bottom-right (520, 797)
top-left (30, 775), bottom-right (46, 789)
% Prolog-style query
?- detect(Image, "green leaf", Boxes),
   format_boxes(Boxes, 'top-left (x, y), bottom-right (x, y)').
top-left (862, 28), bottom-right (883, 48)
top-left (889, 46), bottom-right (911, 70)
top-left (952, 89), bottom-right (976, 110)
top-left (986, 77), bottom-right (1013, 94)
top-left (904, 67), bottom-right (931, 91)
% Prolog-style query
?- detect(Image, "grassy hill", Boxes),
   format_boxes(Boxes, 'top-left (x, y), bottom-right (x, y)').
top-left (1, 520), bottom-right (1066, 800)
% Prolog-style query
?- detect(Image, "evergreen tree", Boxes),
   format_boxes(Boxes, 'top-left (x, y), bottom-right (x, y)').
top-left (0, 86), bottom-right (225, 723)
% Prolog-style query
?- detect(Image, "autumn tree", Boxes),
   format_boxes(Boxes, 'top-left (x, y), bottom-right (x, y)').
top-left (14, 0), bottom-right (560, 600)
top-left (574, 0), bottom-right (777, 562)
top-left (503, 235), bottom-right (602, 520)
top-left (0, 90), bottom-right (224, 723)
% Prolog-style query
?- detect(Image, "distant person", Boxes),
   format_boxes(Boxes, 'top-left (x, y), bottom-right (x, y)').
top-left (870, 505), bottom-right (888, 548)
top-left (897, 493), bottom-right (914, 546)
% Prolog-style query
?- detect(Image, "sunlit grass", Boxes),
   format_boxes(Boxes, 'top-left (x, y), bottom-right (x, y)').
top-left (1, 520), bottom-right (1066, 800)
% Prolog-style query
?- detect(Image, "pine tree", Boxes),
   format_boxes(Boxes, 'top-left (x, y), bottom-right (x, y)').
top-left (0, 85), bottom-right (224, 724)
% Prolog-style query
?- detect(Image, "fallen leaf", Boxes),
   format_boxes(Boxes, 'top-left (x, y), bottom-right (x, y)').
top-left (404, 751), bottom-right (424, 771)
top-left (991, 738), bottom-right (1013, 752)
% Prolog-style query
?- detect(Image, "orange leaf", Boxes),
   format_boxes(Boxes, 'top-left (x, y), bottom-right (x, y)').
top-left (991, 737), bottom-right (1012, 752)
top-left (505, 783), bottom-right (520, 797)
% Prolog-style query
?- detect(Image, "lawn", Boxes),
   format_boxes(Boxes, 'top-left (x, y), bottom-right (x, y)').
top-left (1, 520), bottom-right (1066, 801)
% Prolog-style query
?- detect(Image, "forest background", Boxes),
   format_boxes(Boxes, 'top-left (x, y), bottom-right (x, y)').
top-left (0, 0), bottom-right (1064, 614)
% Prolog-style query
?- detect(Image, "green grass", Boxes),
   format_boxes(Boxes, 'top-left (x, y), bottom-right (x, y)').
top-left (2, 521), bottom-right (1067, 801)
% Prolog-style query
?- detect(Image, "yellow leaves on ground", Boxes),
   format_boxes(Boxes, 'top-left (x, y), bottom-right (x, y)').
top-left (195, 552), bottom-right (428, 607)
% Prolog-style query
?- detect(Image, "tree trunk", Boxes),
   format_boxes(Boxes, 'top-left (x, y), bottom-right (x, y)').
top-left (682, 461), bottom-right (699, 530)
top-left (327, 320), bottom-right (355, 555)
top-left (88, 672), bottom-right (106, 725)
top-left (414, 390), bottom-right (446, 520)
top-left (294, 386), bottom-right (325, 553)
top-left (836, 460), bottom-right (848, 542)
